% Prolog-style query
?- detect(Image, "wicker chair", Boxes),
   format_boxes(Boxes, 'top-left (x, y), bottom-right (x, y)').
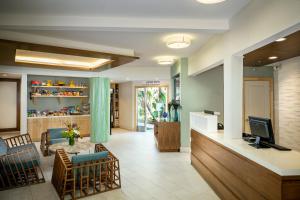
top-left (0, 134), bottom-right (45, 190)
top-left (51, 143), bottom-right (121, 200)
top-left (40, 128), bottom-right (67, 156)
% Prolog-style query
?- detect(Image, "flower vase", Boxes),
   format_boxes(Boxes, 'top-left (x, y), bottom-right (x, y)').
top-left (69, 137), bottom-right (75, 146)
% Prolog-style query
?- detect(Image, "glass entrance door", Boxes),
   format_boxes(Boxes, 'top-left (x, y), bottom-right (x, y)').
top-left (136, 86), bottom-right (168, 132)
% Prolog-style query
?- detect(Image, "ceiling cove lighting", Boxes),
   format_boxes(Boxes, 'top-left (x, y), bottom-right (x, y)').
top-left (166, 35), bottom-right (191, 49)
top-left (269, 56), bottom-right (278, 60)
top-left (275, 37), bottom-right (287, 42)
top-left (15, 49), bottom-right (111, 70)
top-left (196, 0), bottom-right (226, 4)
top-left (156, 56), bottom-right (175, 65)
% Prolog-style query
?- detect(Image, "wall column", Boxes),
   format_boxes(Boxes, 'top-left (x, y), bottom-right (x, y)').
top-left (224, 55), bottom-right (243, 139)
top-left (20, 74), bottom-right (27, 134)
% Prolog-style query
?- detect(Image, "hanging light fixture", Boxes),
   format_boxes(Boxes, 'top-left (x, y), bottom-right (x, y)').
top-left (156, 56), bottom-right (175, 65)
top-left (166, 35), bottom-right (192, 49)
top-left (196, 0), bottom-right (226, 4)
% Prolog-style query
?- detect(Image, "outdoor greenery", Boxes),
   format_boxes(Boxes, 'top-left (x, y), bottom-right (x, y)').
top-left (137, 87), bottom-right (167, 127)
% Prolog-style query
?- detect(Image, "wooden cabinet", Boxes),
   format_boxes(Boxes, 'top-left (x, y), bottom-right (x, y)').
top-left (154, 122), bottom-right (180, 152)
top-left (27, 115), bottom-right (90, 141)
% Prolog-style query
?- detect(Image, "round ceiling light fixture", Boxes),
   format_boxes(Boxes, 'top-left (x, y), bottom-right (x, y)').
top-left (156, 56), bottom-right (175, 65)
top-left (196, 0), bottom-right (226, 4)
top-left (166, 35), bottom-right (192, 49)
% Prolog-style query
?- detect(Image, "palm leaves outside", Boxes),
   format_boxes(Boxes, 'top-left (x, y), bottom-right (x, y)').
top-left (137, 87), bottom-right (167, 130)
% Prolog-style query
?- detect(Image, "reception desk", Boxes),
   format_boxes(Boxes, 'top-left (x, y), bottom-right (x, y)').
top-left (27, 115), bottom-right (90, 141)
top-left (191, 128), bottom-right (300, 200)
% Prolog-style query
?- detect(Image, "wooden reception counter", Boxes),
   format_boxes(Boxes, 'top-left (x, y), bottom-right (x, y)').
top-left (27, 115), bottom-right (90, 141)
top-left (191, 128), bottom-right (300, 200)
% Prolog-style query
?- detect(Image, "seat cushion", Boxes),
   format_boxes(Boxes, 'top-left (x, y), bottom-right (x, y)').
top-left (7, 143), bottom-right (40, 164)
top-left (49, 138), bottom-right (67, 145)
top-left (48, 128), bottom-right (66, 139)
top-left (71, 151), bottom-right (108, 164)
top-left (0, 137), bottom-right (8, 156)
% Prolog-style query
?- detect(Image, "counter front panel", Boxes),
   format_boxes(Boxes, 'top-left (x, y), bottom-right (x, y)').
top-left (27, 115), bottom-right (90, 141)
top-left (191, 129), bottom-right (300, 200)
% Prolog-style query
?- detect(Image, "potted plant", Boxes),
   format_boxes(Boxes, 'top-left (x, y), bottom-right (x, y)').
top-left (62, 122), bottom-right (81, 146)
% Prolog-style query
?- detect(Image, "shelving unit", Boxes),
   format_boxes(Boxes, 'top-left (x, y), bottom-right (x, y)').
top-left (31, 86), bottom-right (88, 89)
top-left (30, 84), bottom-right (88, 104)
top-left (110, 83), bottom-right (119, 128)
top-left (31, 95), bottom-right (88, 98)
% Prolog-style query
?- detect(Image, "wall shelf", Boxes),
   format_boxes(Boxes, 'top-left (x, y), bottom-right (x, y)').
top-left (31, 95), bottom-right (88, 98)
top-left (31, 86), bottom-right (88, 89)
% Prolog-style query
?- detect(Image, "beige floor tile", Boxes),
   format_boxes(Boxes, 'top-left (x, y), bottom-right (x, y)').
top-left (0, 129), bottom-right (218, 200)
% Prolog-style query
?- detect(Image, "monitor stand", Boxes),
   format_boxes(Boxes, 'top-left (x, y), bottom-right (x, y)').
top-left (248, 136), bottom-right (270, 149)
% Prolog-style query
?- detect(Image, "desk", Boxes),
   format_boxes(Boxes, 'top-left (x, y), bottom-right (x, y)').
top-left (191, 129), bottom-right (300, 200)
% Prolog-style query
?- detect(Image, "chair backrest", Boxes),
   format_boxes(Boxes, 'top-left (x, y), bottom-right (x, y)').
top-left (47, 128), bottom-right (66, 139)
top-left (0, 137), bottom-right (7, 156)
top-left (71, 151), bottom-right (108, 164)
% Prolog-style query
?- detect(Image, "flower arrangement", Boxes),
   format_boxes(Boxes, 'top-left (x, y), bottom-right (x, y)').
top-left (62, 122), bottom-right (81, 146)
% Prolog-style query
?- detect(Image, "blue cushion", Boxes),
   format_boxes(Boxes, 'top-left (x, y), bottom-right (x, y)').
top-left (48, 128), bottom-right (66, 139)
top-left (0, 137), bottom-right (7, 156)
top-left (7, 143), bottom-right (40, 164)
top-left (71, 151), bottom-right (108, 164)
top-left (49, 138), bottom-right (67, 145)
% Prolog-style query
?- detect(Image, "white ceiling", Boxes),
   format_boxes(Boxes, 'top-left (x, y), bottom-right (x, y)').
top-left (13, 30), bottom-right (213, 68)
top-left (0, 0), bottom-right (249, 19)
top-left (0, 0), bottom-right (250, 81)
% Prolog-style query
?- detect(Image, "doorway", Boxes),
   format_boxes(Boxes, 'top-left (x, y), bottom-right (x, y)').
top-left (243, 77), bottom-right (273, 133)
top-left (135, 86), bottom-right (168, 132)
top-left (0, 78), bottom-right (21, 132)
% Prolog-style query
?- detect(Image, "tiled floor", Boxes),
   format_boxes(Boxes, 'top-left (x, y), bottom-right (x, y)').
top-left (0, 129), bottom-right (219, 200)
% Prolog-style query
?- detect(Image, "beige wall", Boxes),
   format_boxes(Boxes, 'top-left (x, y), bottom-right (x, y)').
top-left (274, 56), bottom-right (300, 151)
top-left (0, 81), bottom-right (17, 129)
top-left (119, 82), bottom-right (135, 131)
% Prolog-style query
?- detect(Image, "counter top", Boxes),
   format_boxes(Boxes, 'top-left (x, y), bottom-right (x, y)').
top-left (28, 114), bottom-right (90, 119)
top-left (192, 127), bottom-right (300, 176)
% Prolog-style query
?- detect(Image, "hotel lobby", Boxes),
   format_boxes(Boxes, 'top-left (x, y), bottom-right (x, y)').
top-left (0, 0), bottom-right (300, 199)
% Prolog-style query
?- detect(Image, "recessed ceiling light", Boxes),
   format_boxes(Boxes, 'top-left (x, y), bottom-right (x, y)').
top-left (2, 73), bottom-right (7, 77)
top-left (15, 49), bottom-right (112, 70)
top-left (269, 56), bottom-right (278, 60)
top-left (166, 35), bottom-right (191, 49)
top-left (196, 0), bottom-right (226, 4)
top-left (156, 56), bottom-right (175, 65)
top-left (275, 37), bottom-right (286, 42)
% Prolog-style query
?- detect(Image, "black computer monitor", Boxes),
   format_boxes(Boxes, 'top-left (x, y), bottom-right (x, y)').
top-left (249, 116), bottom-right (275, 147)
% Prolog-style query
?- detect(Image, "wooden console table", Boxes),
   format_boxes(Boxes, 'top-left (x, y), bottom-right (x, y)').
top-left (154, 122), bottom-right (180, 152)
top-left (191, 129), bottom-right (300, 200)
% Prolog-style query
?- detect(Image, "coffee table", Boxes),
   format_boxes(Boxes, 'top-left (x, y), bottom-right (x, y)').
top-left (49, 139), bottom-right (95, 156)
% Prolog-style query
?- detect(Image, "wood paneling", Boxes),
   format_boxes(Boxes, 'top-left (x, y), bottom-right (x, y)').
top-left (27, 115), bottom-right (90, 141)
top-left (191, 129), bottom-right (300, 200)
top-left (244, 30), bottom-right (300, 67)
top-left (0, 39), bottom-right (139, 71)
top-left (154, 122), bottom-right (180, 152)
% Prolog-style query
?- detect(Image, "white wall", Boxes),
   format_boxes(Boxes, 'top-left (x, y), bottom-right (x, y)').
top-left (274, 56), bottom-right (300, 151)
top-left (119, 82), bottom-right (135, 131)
top-left (189, 0), bottom-right (300, 76)
top-left (188, 0), bottom-right (300, 139)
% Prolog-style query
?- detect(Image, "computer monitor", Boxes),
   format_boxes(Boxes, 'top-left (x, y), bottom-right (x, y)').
top-left (249, 116), bottom-right (275, 147)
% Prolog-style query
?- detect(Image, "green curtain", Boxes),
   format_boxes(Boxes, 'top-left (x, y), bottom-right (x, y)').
top-left (89, 77), bottom-right (110, 143)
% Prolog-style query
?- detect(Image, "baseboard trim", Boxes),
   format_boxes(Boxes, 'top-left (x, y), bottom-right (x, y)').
top-left (180, 147), bottom-right (191, 153)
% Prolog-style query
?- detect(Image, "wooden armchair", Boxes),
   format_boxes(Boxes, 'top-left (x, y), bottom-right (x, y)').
top-left (0, 134), bottom-right (45, 190)
top-left (51, 144), bottom-right (121, 200)
top-left (40, 128), bottom-right (67, 156)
